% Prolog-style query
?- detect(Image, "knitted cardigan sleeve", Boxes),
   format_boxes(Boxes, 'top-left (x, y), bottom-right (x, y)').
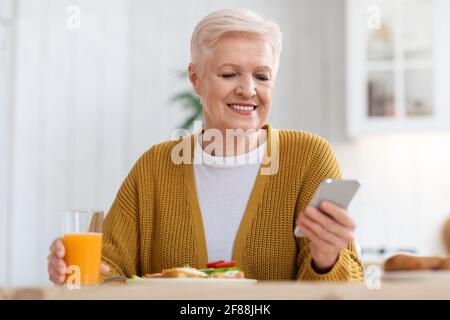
top-left (295, 137), bottom-right (364, 282)
top-left (100, 156), bottom-right (144, 280)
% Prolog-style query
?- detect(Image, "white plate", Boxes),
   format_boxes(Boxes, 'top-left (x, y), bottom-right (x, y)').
top-left (127, 278), bottom-right (257, 285)
top-left (382, 270), bottom-right (450, 280)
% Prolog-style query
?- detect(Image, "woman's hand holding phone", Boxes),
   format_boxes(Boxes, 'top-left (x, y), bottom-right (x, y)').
top-left (295, 179), bottom-right (360, 273)
top-left (297, 201), bottom-right (357, 273)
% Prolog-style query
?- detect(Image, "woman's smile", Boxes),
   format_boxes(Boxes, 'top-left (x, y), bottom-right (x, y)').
top-left (226, 103), bottom-right (258, 115)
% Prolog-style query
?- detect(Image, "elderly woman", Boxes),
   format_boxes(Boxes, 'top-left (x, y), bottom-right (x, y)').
top-left (48, 8), bottom-right (363, 282)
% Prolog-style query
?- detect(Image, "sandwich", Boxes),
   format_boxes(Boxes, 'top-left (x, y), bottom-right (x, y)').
top-left (142, 260), bottom-right (245, 279)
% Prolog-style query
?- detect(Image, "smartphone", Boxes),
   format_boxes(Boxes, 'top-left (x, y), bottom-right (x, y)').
top-left (294, 179), bottom-right (360, 238)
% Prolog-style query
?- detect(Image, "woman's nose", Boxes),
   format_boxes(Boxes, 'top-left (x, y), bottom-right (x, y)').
top-left (235, 77), bottom-right (256, 98)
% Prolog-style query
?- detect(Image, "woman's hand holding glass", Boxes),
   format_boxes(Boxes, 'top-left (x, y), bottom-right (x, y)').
top-left (47, 237), bottom-right (110, 285)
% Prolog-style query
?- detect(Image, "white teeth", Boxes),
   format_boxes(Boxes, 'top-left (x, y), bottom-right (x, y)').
top-left (230, 104), bottom-right (255, 111)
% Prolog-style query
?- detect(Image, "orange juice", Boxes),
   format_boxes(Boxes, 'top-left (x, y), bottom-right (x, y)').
top-left (63, 232), bottom-right (102, 285)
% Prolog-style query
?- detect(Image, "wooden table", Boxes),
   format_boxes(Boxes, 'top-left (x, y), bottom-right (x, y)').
top-left (1, 278), bottom-right (450, 300)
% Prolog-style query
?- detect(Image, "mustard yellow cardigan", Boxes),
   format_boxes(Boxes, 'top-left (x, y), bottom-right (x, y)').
top-left (102, 124), bottom-right (364, 282)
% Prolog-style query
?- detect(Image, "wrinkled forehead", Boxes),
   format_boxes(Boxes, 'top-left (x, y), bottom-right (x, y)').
top-left (206, 33), bottom-right (275, 72)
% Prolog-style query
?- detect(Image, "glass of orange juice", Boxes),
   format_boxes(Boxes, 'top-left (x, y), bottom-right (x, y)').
top-left (63, 210), bottom-right (103, 287)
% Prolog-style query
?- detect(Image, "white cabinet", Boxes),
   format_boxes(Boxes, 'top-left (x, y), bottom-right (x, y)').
top-left (346, 0), bottom-right (450, 136)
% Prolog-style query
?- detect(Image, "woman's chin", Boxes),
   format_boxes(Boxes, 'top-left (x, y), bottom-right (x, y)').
top-left (221, 118), bottom-right (264, 132)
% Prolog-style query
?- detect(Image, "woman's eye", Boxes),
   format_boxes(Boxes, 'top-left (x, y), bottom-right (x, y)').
top-left (221, 73), bottom-right (237, 79)
top-left (256, 74), bottom-right (269, 81)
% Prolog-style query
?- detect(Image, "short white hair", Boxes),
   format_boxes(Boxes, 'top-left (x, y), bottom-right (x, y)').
top-left (191, 8), bottom-right (283, 74)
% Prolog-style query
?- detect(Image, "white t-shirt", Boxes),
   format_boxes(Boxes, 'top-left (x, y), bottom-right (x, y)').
top-left (193, 135), bottom-right (267, 262)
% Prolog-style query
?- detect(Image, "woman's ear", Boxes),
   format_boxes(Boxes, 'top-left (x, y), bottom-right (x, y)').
top-left (188, 63), bottom-right (201, 96)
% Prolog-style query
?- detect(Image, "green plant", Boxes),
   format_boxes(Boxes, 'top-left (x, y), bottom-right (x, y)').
top-left (170, 71), bottom-right (203, 130)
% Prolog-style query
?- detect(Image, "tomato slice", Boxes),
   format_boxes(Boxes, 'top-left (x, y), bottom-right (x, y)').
top-left (214, 261), bottom-right (237, 268)
top-left (207, 260), bottom-right (225, 268)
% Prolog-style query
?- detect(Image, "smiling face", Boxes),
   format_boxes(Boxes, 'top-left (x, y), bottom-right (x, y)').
top-left (189, 32), bottom-right (276, 133)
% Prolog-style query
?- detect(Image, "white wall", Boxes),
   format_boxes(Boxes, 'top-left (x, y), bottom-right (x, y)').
top-left (2, 0), bottom-right (449, 286)
top-left (0, 0), bottom-right (15, 286)
top-left (336, 133), bottom-right (450, 257)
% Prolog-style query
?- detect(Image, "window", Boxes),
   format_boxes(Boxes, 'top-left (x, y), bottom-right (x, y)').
top-left (346, 0), bottom-right (450, 135)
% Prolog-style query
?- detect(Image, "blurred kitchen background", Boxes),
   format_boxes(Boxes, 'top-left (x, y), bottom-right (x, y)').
top-left (1, 0), bottom-right (450, 286)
